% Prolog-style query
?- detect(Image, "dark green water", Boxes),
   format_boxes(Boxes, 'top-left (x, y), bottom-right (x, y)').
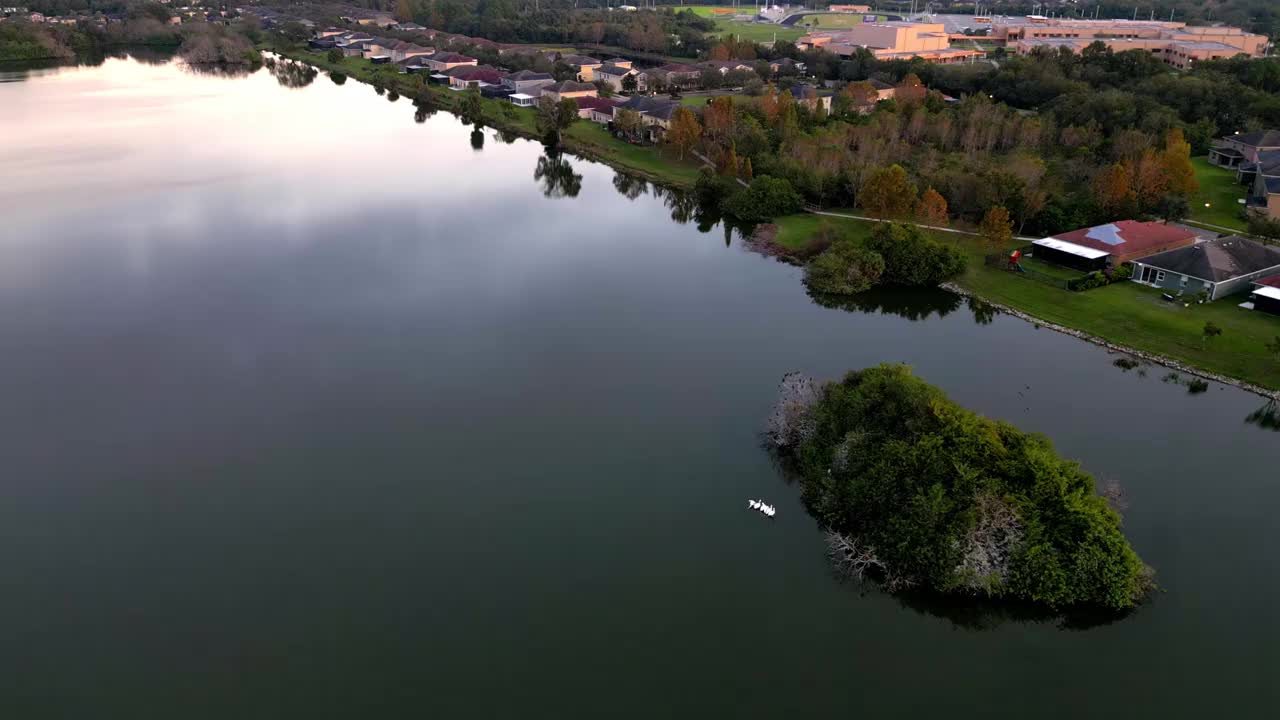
top-left (1, 58), bottom-right (1277, 718)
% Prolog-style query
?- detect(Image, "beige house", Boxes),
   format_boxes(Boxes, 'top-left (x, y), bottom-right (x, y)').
top-left (540, 80), bottom-right (598, 103)
top-left (558, 54), bottom-right (603, 82)
top-left (426, 52), bottom-right (478, 72)
top-left (594, 63), bottom-right (640, 92)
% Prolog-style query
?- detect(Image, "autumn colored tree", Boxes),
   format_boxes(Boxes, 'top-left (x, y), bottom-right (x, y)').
top-left (841, 80), bottom-right (878, 111)
top-left (702, 96), bottom-right (735, 144)
top-left (1161, 128), bottom-right (1198, 198)
top-left (742, 156), bottom-right (753, 181)
top-left (1093, 162), bottom-right (1136, 218)
top-left (665, 107), bottom-right (702, 160)
top-left (1133, 150), bottom-right (1170, 211)
top-left (979, 205), bottom-right (1014, 250)
top-left (709, 43), bottom-right (732, 61)
top-left (860, 164), bottom-right (917, 219)
top-left (614, 108), bottom-right (643, 141)
top-left (916, 187), bottom-right (949, 226)
top-left (395, 0), bottom-right (413, 23)
top-left (895, 73), bottom-right (926, 106)
top-left (717, 142), bottom-right (740, 177)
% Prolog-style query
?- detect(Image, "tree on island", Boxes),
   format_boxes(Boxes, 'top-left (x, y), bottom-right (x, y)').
top-left (767, 364), bottom-right (1154, 610)
top-left (804, 241), bottom-right (885, 295)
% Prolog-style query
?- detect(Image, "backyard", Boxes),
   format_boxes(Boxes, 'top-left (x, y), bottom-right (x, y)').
top-left (770, 212), bottom-right (1280, 390)
top-left (1188, 156), bottom-right (1247, 231)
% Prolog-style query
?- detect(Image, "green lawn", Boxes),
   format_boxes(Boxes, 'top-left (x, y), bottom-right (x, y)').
top-left (1188, 157), bottom-right (1247, 231)
top-left (772, 212), bottom-right (1280, 390)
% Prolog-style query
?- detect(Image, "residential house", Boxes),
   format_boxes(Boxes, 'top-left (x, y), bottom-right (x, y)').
top-left (501, 69), bottom-right (555, 95)
top-left (394, 22), bottom-right (426, 31)
top-left (1247, 173), bottom-right (1280, 221)
top-left (568, 96), bottom-right (620, 119)
top-left (540, 80), bottom-right (598, 102)
top-left (1032, 221), bottom-right (1198, 271)
top-left (594, 63), bottom-right (640, 93)
top-left (1249, 275), bottom-right (1280, 315)
top-left (788, 84), bottom-right (834, 113)
top-left (647, 63), bottom-right (702, 88)
top-left (608, 95), bottom-right (681, 140)
top-left (699, 60), bottom-right (755, 75)
top-left (446, 65), bottom-right (504, 89)
top-left (769, 57), bottom-right (805, 75)
top-left (558, 54), bottom-right (602, 82)
top-left (868, 78), bottom-right (896, 101)
top-left (1210, 130), bottom-right (1280, 169)
top-left (1129, 236), bottom-right (1280, 300)
top-left (1237, 148), bottom-right (1280, 186)
top-left (425, 52), bottom-right (478, 72)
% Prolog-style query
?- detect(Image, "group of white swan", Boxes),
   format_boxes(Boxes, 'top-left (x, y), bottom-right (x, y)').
top-left (748, 499), bottom-right (777, 518)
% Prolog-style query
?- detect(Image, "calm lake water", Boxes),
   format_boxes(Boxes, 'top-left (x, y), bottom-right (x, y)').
top-left (1, 57), bottom-right (1277, 718)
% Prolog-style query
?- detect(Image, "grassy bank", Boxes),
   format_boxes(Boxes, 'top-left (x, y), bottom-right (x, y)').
top-left (272, 45), bottom-right (702, 189)
top-left (773, 213), bottom-right (1280, 391)
top-left (1188, 157), bottom-right (1247, 231)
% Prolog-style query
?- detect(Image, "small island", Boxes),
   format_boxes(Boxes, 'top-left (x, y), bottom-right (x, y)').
top-left (768, 364), bottom-right (1154, 611)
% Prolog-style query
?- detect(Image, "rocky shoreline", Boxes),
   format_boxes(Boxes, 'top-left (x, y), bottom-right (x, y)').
top-left (941, 282), bottom-right (1280, 401)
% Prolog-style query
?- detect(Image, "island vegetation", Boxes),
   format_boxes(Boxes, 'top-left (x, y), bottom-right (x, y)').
top-left (767, 364), bottom-right (1155, 610)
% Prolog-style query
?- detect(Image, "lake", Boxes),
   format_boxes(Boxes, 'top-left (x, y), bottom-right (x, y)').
top-left (1, 56), bottom-right (1277, 718)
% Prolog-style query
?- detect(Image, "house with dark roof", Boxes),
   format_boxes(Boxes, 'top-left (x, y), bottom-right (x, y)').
top-left (699, 60), bottom-right (755, 75)
top-left (446, 66), bottom-right (504, 89)
top-left (647, 63), bottom-right (702, 88)
top-left (788, 83), bottom-right (834, 112)
top-left (568, 95), bottom-right (621, 119)
top-left (768, 57), bottom-right (805, 74)
top-left (1129, 236), bottom-right (1280, 300)
top-left (541, 80), bottom-right (598, 102)
top-left (1209, 129), bottom-right (1280, 169)
top-left (501, 69), bottom-right (555, 94)
top-left (1032, 221), bottom-right (1198, 271)
top-left (595, 63), bottom-right (641, 92)
top-left (1248, 174), bottom-right (1280, 221)
top-left (603, 96), bottom-right (681, 138)
top-left (426, 52), bottom-right (478, 71)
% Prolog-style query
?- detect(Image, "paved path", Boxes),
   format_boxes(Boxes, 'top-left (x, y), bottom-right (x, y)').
top-left (807, 208), bottom-right (1037, 242)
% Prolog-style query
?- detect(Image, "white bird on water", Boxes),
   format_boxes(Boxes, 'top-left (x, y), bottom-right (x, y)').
top-left (748, 499), bottom-right (777, 517)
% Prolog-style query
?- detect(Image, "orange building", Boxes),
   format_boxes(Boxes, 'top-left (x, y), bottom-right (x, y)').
top-left (992, 18), bottom-right (1267, 68)
top-left (800, 21), bottom-right (986, 64)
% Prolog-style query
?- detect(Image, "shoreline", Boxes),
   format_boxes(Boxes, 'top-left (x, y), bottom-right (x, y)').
top-left (941, 281), bottom-right (1280, 401)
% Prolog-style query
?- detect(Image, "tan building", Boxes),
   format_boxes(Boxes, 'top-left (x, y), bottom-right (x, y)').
top-left (800, 22), bottom-right (986, 64)
top-left (828, 4), bottom-right (871, 12)
top-left (993, 18), bottom-right (1267, 68)
top-left (540, 81), bottom-right (598, 103)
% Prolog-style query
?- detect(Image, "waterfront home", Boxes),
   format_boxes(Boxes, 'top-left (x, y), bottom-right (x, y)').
top-left (501, 69), bottom-right (555, 95)
top-left (425, 52), bottom-right (478, 72)
top-left (509, 93), bottom-right (538, 107)
top-left (447, 66), bottom-right (504, 90)
top-left (1248, 275), bottom-right (1280, 315)
top-left (700, 60), bottom-right (755, 75)
top-left (540, 80), bottom-right (598, 102)
top-left (1129, 236), bottom-right (1280, 300)
top-left (594, 63), bottom-right (640, 93)
top-left (568, 96), bottom-right (621, 120)
top-left (1209, 129), bottom-right (1280, 169)
top-left (557, 54), bottom-right (603, 81)
top-left (606, 96), bottom-right (681, 140)
top-left (1032, 221), bottom-right (1197, 272)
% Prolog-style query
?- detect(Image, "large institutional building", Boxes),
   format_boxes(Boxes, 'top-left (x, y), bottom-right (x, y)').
top-left (799, 21), bottom-right (986, 64)
top-left (989, 18), bottom-right (1267, 68)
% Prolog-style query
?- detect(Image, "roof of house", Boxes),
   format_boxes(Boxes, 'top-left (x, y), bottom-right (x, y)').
top-left (1032, 237), bottom-right (1111, 260)
top-left (429, 52), bottom-right (476, 63)
top-left (596, 63), bottom-right (634, 76)
top-left (544, 80), bottom-right (597, 93)
top-left (1233, 129), bottom-right (1280, 149)
top-left (1254, 285), bottom-right (1280, 301)
top-left (1050, 221), bottom-right (1196, 259)
top-left (570, 96), bottom-right (621, 112)
top-left (503, 69), bottom-right (553, 81)
top-left (616, 95), bottom-right (679, 120)
top-left (558, 54), bottom-right (601, 66)
top-left (868, 78), bottom-right (894, 90)
top-left (1255, 274), bottom-right (1280, 289)
top-left (654, 63), bottom-right (701, 74)
top-left (1136, 236), bottom-right (1280, 283)
top-left (1263, 177), bottom-right (1280, 195)
top-left (449, 67), bottom-right (504, 83)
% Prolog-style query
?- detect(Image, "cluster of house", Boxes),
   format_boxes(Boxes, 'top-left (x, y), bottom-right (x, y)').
top-left (5, 4), bottom-right (233, 26)
top-left (986, 17), bottom-right (1268, 69)
top-left (1030, 220), bottom-right (1280, 314)
top-left (1208, 129), bottom-right (1280, 222)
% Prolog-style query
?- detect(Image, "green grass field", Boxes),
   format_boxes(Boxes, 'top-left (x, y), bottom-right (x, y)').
top-left (665, 5), bottom-right (806, 43)
top-left (1188, 157), bottom-right (1248, 231)
top-left (772, 212), bottom-right (1280, 390)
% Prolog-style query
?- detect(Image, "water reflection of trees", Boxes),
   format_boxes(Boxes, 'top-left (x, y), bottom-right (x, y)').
top-left (1245, 400), bottom-right (1280, 431)
top-left (649, 184), bottom-right (721, 232)
top-left (470, 128), bottom-right (485, 151)
top-left (808, 285), bottom-right (964, 322)
top-left (329, 71), bottom-right (347, 86)
top-left (887, 585), bottom-right (1129, 632)
top-left (180, 61), bottom-right (254, 79)
top-left (533, 149), bottom-right (582, 199)
top-left (412, 97), bottom-right (437, 124)
top-left (612, 171), bottom-right (648, 201)
top-left (266, 58), bottom-right (317, 88)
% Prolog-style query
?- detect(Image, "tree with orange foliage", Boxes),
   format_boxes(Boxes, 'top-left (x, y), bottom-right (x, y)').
top-left (916, 187), bottom-right (949, 226)
top-left (1161, 128), bottom-right (1198, 198)
top-left (841, 80), bottom-right (878, 112)
top-left (979, 206), bottom-right (1013, 250)
top-left (665, 107), bottom-right (702, 161)
top-left (895, 73), bottom-right (926, 106)
top-left (708, 43), bottom-right (732, 61)
top-left (702, 96), bottom-right (735, 144)
top-left (1093, 163), bottom-right (1136, 217)
top-left (1133, 150), bottom-right (1170, 211)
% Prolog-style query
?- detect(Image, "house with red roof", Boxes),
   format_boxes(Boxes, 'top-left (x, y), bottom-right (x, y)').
top-left (567, 96), bottom-right (621, 119)
top-left (446, 65), bottom-right (504, 89)
top-left (1031, 220), bottom-right (1197, 271)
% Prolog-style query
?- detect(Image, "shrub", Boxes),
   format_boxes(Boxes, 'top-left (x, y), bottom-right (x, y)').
top-left (804, 242), bottom-right (886, 295)
top-left (721, 176), bottom-right (804, 223)
top-left (864, 222), bottom-right (966, 287)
